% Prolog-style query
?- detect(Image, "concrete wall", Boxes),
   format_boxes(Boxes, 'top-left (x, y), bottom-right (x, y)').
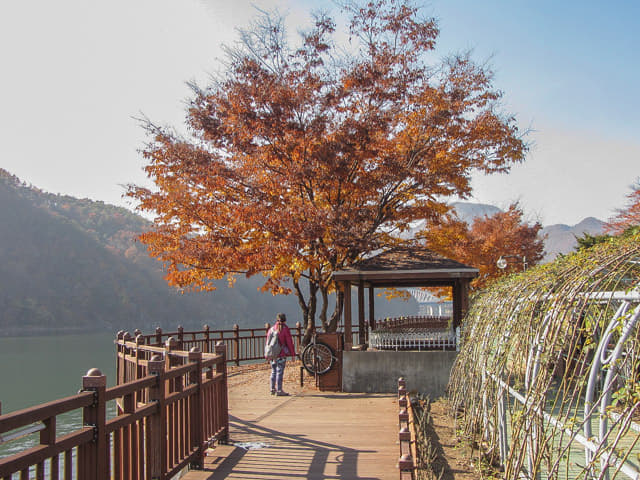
top-left (342, 351), bottom-right (457, 397)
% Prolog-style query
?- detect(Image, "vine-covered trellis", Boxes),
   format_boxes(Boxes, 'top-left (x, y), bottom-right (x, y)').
top-left (448, 233), bottom-right (640, 480)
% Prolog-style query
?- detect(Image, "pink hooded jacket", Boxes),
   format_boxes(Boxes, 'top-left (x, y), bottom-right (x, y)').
top-left (266, 322), bottom-right (296, 359)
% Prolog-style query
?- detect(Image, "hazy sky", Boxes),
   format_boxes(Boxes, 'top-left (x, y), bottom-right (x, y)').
top-left (1, 0), bottom-right (638, 226)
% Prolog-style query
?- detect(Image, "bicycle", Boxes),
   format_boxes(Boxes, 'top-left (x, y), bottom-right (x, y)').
top-left (300, 333), bottom-right (338, 375)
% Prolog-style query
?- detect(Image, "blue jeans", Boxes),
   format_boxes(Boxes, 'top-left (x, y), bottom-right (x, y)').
top-left (270, 357), bottom-right (286, 392)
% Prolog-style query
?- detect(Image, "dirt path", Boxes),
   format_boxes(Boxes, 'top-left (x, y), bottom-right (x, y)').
top-left (419, 400), bottom-right (481, 480)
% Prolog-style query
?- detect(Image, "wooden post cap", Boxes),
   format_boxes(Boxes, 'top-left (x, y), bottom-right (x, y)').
top-left (148, 354), bottom-right (165, 373)
top-left (215, 341), bottom-right (226, 352)
top-left (398, 396), bottom-right (408, 408)
top-left (189, 346), bottom-right (202, 362)
top-left (165, 337), bottom-right (177, 349)
top-left (398, 377), bottom-right (406, 387)
top-left (398, 386), bottom-right (406, 398)
top-left (123, 331), bottom-right (132, 341)
top-left (399, 408), bottom-right (409, 422)
top-left (83, 368), bottom-right (106, 388)
top-left (397, 454), bottom-right (414, 470)
top-left (399, 426), bottom-right (410, 441)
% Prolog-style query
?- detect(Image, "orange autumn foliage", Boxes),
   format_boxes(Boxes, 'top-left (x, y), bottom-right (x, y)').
top-left (128, 1), bottom-right (527, 334)
top-left (421, 204), bottom-right (545, 289)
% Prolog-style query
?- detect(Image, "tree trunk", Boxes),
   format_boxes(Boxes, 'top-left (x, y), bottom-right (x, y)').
top-left (319, 288), bottom-right (329, 332)
top-left (327, 290), bottom-right (342, 333)
top-left (305, 282), bottom-right (318, 344)
top-left (292, 277), bottom-right (311, 344)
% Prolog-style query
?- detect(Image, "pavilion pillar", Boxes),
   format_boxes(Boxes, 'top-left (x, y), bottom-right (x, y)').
top-left (368, 286), bottom-right (375, 333)
top-left (343, 281), bottom-right (352, 350)
top-left (452, 281), bottom-right (462, 329)
top-left (460, 280), bottom-right (470, 320)
top-left (358, 280), bottom-right (366, 345)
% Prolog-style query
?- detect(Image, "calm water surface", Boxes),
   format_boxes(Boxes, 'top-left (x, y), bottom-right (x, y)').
top-left (0, 332), bottom-right (117, 413)
top-left (0, 332), bottom-right (118, 462)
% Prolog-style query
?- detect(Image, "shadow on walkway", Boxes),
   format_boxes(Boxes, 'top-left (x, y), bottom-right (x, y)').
top-left (198, 415), bottom-right (380, 479)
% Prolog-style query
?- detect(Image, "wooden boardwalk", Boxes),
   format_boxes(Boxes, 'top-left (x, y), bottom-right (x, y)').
top-left (184, 368), bottom-right (400, 480)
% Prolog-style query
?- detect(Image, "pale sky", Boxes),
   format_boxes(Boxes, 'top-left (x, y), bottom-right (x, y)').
top-left (1, 0), bottom-right (638, 226)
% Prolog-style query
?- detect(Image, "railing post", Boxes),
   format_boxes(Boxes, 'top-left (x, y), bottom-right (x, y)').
top-left (135, 334), bottom-right (143, 381)
top-left (233, 324), bottom-right (240, 366)
top-left (155, 327), bottom-right (163, 347)
top-left (215, 341), bottom-right (229, 443)
top-left (165, 337), bottom-right (180, 393)
top-left (147, 354), bottom-right (167, 480)
top-left (265, 323), bottom-right (271, 363)
top-left (189, 347), bottom-right (204, 470)
top-left (295, 321), bottom-right (302, 351)
top-left (81, 368), bottom-right (107, 480)
top-left (397, 377), bottom-right (414, 479)
top-left (122, 332), bottom-right (133, 386)
top-left (203, 324), bottom-right (210, 353)
top-left (116, 330), bottom-right (125, 387)
top-left (177, 325), bottom-right (184, 350)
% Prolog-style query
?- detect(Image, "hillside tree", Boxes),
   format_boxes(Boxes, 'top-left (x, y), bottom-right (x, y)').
top-left (606, 179), bottom-right (640, 235)
top-left (419, 203), bottom-right (544, 289)
top-left (128, 0), bottom-right (527, 337)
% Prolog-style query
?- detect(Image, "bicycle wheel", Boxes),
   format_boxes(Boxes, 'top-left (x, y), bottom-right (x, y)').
top-left (301, 342), bottom-right (335, 375)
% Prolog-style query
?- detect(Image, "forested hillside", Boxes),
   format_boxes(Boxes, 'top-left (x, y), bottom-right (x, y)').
top-left (0, 170), bottom-right (416, 336)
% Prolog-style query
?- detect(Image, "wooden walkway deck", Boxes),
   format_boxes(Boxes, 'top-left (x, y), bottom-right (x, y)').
top-left (184, 367), bottom-right (400, 480)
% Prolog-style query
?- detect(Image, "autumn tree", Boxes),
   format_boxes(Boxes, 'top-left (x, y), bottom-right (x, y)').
top-left (606, 179), bottom-right (640, 235)
top-left (420, 204), bottom-right (544, 289)
top-left (128, 0), bottom-right (527, 338)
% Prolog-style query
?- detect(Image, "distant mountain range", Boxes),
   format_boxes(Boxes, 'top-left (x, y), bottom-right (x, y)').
top-left (0, 169), bottom-right (415, 336)
top-left (539, 217), bottom-right (606, 261)
top-left (0, 169), bottom-right (605, 336)
top-left (451, 202), bottom-right (606, 262)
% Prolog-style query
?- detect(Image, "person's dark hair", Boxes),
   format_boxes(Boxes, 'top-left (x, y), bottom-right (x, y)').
top-left (276, 313), bottom-right (287, 322)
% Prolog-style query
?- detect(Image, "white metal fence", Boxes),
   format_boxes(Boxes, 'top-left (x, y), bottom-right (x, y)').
top-left (368, 327), bottom-right (460, 351)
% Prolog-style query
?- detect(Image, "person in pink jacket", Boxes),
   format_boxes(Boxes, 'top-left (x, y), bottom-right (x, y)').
top-left (266, 313), bottom-right (296, 396)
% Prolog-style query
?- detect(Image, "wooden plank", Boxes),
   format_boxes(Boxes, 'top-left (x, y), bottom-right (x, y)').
top-left (183, 371), bottom-right (398, 480)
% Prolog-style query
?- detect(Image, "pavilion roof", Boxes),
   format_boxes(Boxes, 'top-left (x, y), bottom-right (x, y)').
top-left (332, 247), bottom-right (478, 286)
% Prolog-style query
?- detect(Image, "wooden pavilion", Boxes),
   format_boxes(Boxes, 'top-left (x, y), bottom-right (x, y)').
top-left (332, 247), bottom-right (479, 349)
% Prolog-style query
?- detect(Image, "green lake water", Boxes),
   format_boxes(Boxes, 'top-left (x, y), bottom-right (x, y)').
top-left (0, 332), bottom-right (118, 465)
top-left (0, 332), bottom-right (117, 414)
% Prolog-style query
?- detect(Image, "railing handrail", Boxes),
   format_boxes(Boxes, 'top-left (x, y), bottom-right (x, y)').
top-left (120, 322), bottom-right (304, 366)
top-left (0, 393), bottom-right (94, 435)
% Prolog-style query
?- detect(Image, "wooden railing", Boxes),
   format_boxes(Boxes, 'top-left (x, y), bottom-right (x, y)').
top-left (397, 378), bottom-right (417, 480)
top-left (124, 323), bottom-right (304, 366)
top-left (0, 341), bottom-right (228, 480)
